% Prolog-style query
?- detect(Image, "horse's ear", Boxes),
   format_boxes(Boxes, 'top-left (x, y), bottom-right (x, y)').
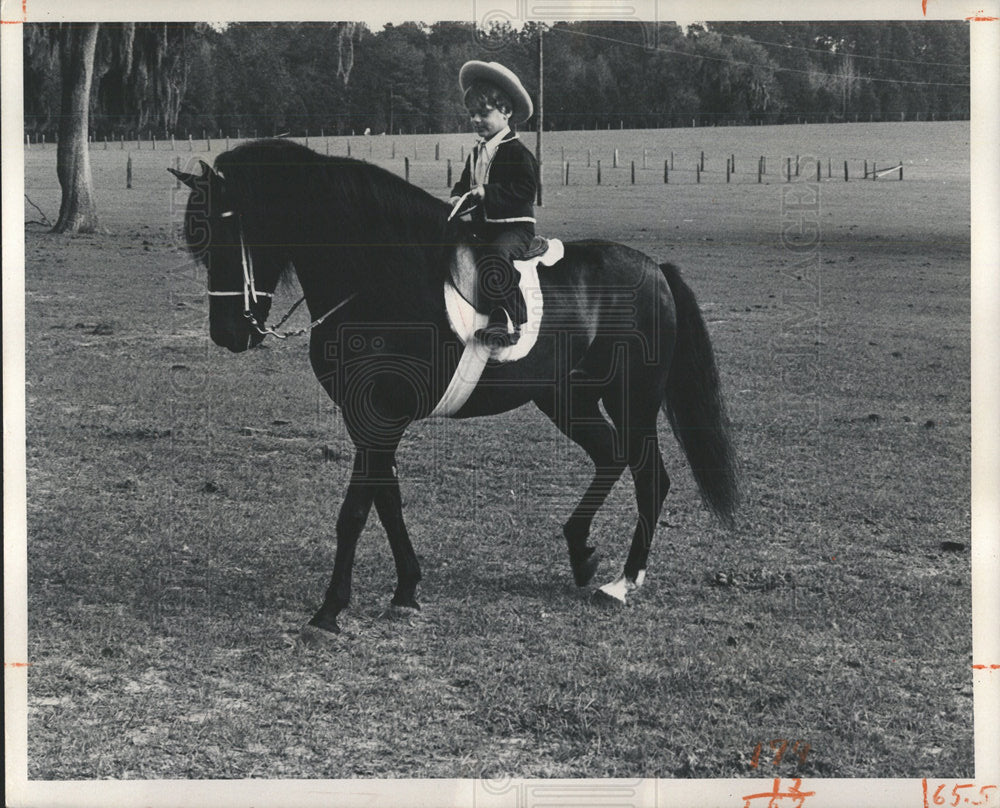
top-left (199, 159), bottom-right (225, 181)
top-left (167, 167), bottom-right (201, 189)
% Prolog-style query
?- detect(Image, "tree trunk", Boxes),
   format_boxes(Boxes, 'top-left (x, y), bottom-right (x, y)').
top-left (53, 23), bottom-right (100, 233)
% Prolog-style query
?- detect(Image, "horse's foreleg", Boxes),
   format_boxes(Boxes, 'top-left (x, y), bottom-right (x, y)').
top-left (307, 450), bottom-right (375, 635)
top-left (372, 460), bottom-right (422, 612)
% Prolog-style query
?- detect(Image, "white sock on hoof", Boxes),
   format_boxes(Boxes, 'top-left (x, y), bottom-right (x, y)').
top-left (596, 570), bottom-right (646, 603)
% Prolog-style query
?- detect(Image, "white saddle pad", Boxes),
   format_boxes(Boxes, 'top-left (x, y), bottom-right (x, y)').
top-left (429, 238), bottom-right (564, 418)
top-left (443, 238), bottom-right (564, 363)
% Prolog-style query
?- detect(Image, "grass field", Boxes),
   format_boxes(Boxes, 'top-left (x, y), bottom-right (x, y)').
top-left (20, 121), bottom-right (973, 779)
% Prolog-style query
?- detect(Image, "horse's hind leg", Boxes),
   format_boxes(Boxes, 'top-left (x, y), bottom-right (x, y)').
top-left (595, 399), bottom-right (670, 606)
top-left (534, 389), bottom-right (626, 586)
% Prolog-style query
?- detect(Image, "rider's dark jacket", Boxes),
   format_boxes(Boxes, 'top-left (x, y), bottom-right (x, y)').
top-left (451, 131), bottom-right (537, 226)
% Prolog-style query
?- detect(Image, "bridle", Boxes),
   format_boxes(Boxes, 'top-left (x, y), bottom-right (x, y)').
top-left (208, 209), bottom-right (356, 340)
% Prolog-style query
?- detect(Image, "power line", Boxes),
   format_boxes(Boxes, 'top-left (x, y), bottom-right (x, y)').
top-left (551, 25), bottom-right (971, 88)
top-left (709, 25), bottom-right (969, 69)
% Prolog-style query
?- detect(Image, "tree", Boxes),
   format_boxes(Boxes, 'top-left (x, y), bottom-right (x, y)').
top-left (37, 22), bottom-right (206, 233)
top-left (52, 23), bottom-right (100, 234)
top-left (93, 23), bottom-right (201, 137)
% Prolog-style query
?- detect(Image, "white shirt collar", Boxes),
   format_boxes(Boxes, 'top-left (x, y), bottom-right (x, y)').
top-left (478, 125), bottom-right (511, 155)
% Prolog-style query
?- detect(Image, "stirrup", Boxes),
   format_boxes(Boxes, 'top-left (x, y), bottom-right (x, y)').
top-left (475, 310), bottom-right (520, 348)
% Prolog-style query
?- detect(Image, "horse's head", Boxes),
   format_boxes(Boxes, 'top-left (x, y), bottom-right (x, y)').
top-left (170, 159), bottom-right (275, 352)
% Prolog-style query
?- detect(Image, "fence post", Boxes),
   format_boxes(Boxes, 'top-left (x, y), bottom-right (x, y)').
top-left (872, 161), bottom-right (877, 180)
top-left (613, 148), bottom-right (619, 168)
top-left (435, 142), bottom-right (440, 161)
top-left (730, 153), bottom-right (734, 172)
top-left (786, 157), bottom-right (791, 182)
top-left (816, 160), bottom-right (821, 181)
top-left (670, 151), bottom-right (674, 170)
top-left (864, 159), bottom-right (868, 178)
top-left (631, 160), bottom-right (635, 184)
top-left (188, 134), bottom-right (193, 151)
top-left (347, 141), bottom-right (352, 157)
top-left (700, 150), bottom-right (705, 170)
top-left (664, 159), bottom-right (669, 184)
top-left (844, 160), bottom-right (849, 181)
top-left (597, 160), bottom-right (601, 185)
top-left (795, 155), bottom-right (799, 176)
top-left (696, 164), bottom-right (701, 183)
top-left (174, 156), bottom-right (181, 188)
top-left (404, 156), bottom-right (410, 182)
top-left (447, 159), bottom-right (452, 187)
top-left (126, 153), bottom-right (133, 189)
top-left (587, 148), bottom-right (591, 168)
top-left (726, 159), bottom-right (731, 183)
top-left (206, 135), bottom-right (211, 152)
top-left (899, 162), bottom-right (903, 180)
top-left (136, 133), bottom-right (141, 150)
top-left (152, 133), bottom-right (156, 150)
top-left (758, 158), bottom-right (762, 183)
top-left (564, 161), bottom-right (570, 186)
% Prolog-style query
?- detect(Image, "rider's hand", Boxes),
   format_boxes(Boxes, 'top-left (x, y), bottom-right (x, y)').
top-left (469, 185), bottom-right (486, 200)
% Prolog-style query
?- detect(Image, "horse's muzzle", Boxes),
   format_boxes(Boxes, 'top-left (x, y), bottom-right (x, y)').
top-left (209, 297), bottom-right (270, 352)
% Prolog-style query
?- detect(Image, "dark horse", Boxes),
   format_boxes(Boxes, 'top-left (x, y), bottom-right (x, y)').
top-left (171, 139), bottom-right (738, 637)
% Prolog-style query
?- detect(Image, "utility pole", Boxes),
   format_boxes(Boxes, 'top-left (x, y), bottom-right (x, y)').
top-left (535, 24), bottom-right (544, 207)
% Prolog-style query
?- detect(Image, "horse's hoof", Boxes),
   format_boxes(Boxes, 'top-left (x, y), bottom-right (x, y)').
top-left (592, 572), bottom-right (643, 608)
top-left (382, 601), bottom-right (422, 622)
top-left (591, 586), bottom-right (628, 609)
top-left (572, 550), bottom-right (600, 587)
top-left (299, 622), bottom-right (341, 645)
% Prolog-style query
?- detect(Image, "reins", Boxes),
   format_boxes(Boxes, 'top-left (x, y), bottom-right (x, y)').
top-left (208, 210), bottom-right (356, 340)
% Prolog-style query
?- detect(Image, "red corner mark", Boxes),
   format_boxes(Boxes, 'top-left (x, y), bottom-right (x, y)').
top-left (966, 8), bottom-right (999, 18)
top-left (0, 0), bottom-right (27, 23)
top-left (972, 664), bottom-right (1000, 670)
top-left (742, 778), bottom-right (816, 808)
top-left (922, 0), bottom-right (928, 13)
top-left (5, 662), bottom-right (31, 668)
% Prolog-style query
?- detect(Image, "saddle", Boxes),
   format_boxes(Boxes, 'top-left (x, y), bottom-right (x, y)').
top-left (432, 237), bottom-right (564, 418)
top-left (467, 235), bottom-right (550, 268)
top-left (520, 235), bottom-right (551, 261)
top-left (444, 237), bottom-right (564, 360)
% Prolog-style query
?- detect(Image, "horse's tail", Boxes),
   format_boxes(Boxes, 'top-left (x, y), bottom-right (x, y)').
top-left (659, 262), bottom-right (740, 526)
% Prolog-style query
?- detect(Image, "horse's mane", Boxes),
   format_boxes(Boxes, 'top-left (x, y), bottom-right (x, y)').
top-left (212, 139), bottom-right (466, 312)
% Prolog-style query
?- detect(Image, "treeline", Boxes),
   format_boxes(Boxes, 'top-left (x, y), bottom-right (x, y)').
top-left (23, 20), bottom-right (970, 138)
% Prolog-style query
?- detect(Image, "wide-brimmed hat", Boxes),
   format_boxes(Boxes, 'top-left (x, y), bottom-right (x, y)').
top-left (459, 60), bottom-right (534, 123)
